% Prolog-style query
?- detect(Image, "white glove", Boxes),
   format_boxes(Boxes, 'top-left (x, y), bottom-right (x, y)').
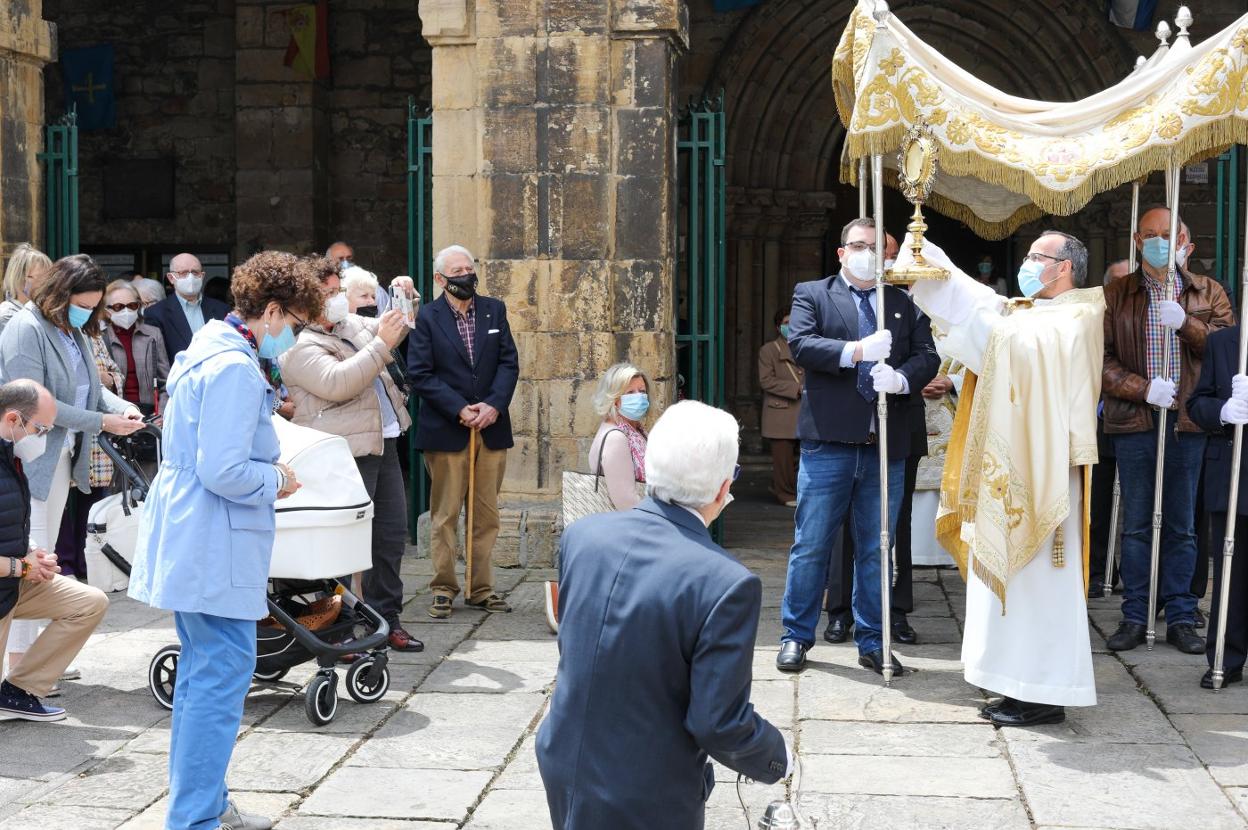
top-left (871, 363), bottom-right (906, 395)
top-left (1222, 397), bottom-right (1248, 425)
top-left (857, 329), bottom-right (893, 363)
top-left (1146, 377), bottom-right (1177, 409)
top-left (1157, 300), bottom-right (1185, 330)
top-left (1231, 373), bottom-right (1248, 402)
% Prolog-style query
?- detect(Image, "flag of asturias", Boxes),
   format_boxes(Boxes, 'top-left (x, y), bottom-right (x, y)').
top-left (1108, 0), bottom-right (1158, 31)
top-left (284, 1), bottom-right (330, 81)
top-left (61, 45), bottom-right (116, 131)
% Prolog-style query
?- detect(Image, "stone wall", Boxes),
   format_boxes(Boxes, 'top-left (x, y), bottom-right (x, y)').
top-left (0, 0), bottom-right (54, 260)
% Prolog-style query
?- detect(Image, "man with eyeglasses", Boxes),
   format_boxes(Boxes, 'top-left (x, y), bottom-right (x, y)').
top-left (143, 253), bottom-right (230, 362)
top-left (901, 229), bottom-right (1103, 727)
top-left (1102, 207), bottom-right (1234, 656)
top-left (0, 379), bottom-right (108, 722)
top-left (777, 218), bottom-right (938, 677)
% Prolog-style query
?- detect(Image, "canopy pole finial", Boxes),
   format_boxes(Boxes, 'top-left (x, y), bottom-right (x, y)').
top-left (1156, 19), bottom-right (1172, 46)
top-left (872, 0), bottom-right (889, 25)
top-left (1175, 6), bottom-right (1193, 41)
top-left (1135, 55), bottom-right (1147, 69)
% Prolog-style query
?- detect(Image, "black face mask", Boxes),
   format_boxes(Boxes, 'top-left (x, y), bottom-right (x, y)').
top-left (356, 305), bottom-right (378, 318)
top-left (443, 273), bottom-right (478, 300)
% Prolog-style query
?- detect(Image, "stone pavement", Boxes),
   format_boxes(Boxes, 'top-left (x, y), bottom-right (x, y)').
top-left (1, 487), bottom-right (1247, 830)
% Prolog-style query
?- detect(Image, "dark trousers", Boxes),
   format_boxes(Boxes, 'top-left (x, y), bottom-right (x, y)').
top-left (1193, 475), bottom-right (1212, 599)
top-left (55, 487), bottom-right (109, 580)
top-left (769, 438), bottom-right (799, 504)
top-left (825, 451), bottom-right (918, 620)
top-left (1206, 512), bottom-right (1248, 674)
top-left (355, 439), bottom-right (409, 627)
top-left (1089, 458), bottom-right (1119, 588)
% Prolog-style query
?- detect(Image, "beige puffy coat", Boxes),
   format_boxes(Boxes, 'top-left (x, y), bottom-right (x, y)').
top-left (279, 315), bottom-right (411, 457)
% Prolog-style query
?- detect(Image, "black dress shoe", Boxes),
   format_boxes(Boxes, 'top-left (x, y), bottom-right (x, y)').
top-left (1194, 608), bottom-right (1207, 630)
top-left (1106, 621), bottom-right (1147, 651)
top-left (857, 649), bottom-right (905, 676)
top-left (1200, 667), bottom-right (1244, 689)
top-left (1166, 623), bottom-right (1206, 655)
top-left (978, 699), bottom-right (1003, 721)
top-left (823, 617), bottom-right (852, 644)
top-left (988, 698), bottom-right (1065, 727)
top-left (776, 641), bottom-right (808, 673)
top-left (892, 614), bottom-right (918, 645)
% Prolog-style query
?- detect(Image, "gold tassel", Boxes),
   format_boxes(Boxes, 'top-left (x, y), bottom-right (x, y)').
top-left (1052, 526), bottom-right (1065, 568)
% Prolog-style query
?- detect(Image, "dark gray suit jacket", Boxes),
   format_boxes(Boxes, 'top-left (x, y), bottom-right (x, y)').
top-left (536, 498), bottom-right (786, 829)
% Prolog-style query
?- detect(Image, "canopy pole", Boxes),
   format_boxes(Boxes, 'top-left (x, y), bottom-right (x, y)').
top-left (1212, 152), bottom-right (1248, 690)
top-left (1146, 160), bottom-right (1182, 651)
top-left (872, 151), bottom-right (894, 686)
top-left (859, 157), bottom-right (869, 219)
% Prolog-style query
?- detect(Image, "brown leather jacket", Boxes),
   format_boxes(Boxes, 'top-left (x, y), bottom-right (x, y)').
top-left (1102, 267), bottom-right (1234, 434)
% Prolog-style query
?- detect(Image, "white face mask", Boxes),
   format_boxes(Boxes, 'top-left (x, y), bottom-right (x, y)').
top-left (1176, 245), bottom-right (1190, 268)
top-left (325, 292), bottom-right (349, 324)
top-left (109, 308), bottom-right (138, 330)
top-left (7, 416), bottom-right (48, 464)
top-left (174, 275), bottom-right (203, 297)
top-left (883, 258), bottom-right (896, 271)
top-left (844, 248), bottom-right (878, 282)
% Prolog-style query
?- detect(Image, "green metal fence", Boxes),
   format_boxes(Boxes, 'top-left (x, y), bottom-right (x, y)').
top-left (38, 109), bottom-right (79, 259)
top-left (1215, 147), bottom-right (1242, 306)
top-left (406, 100), bottom-right (433, 541)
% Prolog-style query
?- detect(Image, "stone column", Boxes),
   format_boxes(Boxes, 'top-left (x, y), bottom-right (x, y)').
top-left (419, 0), bottom-right (687, 563)
top-left (234, 1), bottom-right (329, 259)
top-left (0, 0), bottom-right (54, 257)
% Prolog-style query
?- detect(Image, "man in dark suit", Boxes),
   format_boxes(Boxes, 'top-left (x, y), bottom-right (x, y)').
top-left (777, 217), bottom-right (938, 676)
top-left (537, 400), bottom-right (788, 829)
top-left (407, 244), bottom-right (519, 620)
top-left (1185, 324), bottom-right (1248, 689)
top-left (142, 253), bottom-right (230, 362)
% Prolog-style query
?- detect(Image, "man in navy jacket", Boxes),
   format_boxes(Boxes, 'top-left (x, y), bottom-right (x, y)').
top-left (777, 217), bottom-right (938, 676)
top-left (408, 245), bottom-right (519, 619)
top-left (142, 253), bottom-right (230, 362)
top-left (537, 401), bottom-right (788, 829)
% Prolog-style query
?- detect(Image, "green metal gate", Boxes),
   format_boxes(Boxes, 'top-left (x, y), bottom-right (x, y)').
top-left (406, 99), bottom-right (433, 541)
top-left (676, 95), bottom-right (727, 409)
top-left (38, 109), bottom-right (79, 259)
top-left (1214, 147), bottom-right (1243, 305)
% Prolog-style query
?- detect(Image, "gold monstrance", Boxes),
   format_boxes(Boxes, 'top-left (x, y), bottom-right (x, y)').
top-left (885, 124), bottom-right (949, 284)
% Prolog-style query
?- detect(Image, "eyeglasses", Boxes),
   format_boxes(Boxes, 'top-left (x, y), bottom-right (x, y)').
top-left (171, 270), bottom-right (204, 279)
top-left (18, 415), bottom-right (52, 437)
top-left (844, 241), bottom-right (877, 253)
top-left (1024, 252), bottom-right (1067, 265)
top-left (106, 302), bottom-right (140, 312)
top-left (289, 311), bottom-right (308, 337)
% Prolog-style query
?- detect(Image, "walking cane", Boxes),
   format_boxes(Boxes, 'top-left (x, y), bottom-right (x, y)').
top-left (466, 427), bottom-right (478, 603)
top-left (871, 152), bottom-right (895, 686)
top-left (1146, 160), bottom-right (1183, 651)
top-left (1103, 181), bottom-right (1141, 599)
top-left (1211, 160), bottom-right (1248, 690)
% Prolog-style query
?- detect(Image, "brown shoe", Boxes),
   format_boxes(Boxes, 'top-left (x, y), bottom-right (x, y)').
top-left (428, 595), bottom-right (453, 619)
top-left (466, 593), bottom-right (512, 613)
top-left (388, 626), bottom-right (425, 652)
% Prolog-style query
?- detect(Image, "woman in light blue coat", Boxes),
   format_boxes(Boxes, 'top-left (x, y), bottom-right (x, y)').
top-left (129, 251), bottom-right (323, 830)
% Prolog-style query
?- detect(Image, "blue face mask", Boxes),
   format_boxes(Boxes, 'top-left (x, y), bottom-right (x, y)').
top-left (1142, 236), bottom-right (1170, 269)
top-left (619, 392), bottom-right (650, 421)
top-left (67, 304), bottom-right (93, 330)
top-left (780, 324), bottom-right (791, 339)
top-left (1017, 260), bottom-right (1054, 299)
top-left (258, 321), bottom-right (296, 359)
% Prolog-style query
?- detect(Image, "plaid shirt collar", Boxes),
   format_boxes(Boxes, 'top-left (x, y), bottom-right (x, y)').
top-left (1142, 270), bottom-right (1183, 385)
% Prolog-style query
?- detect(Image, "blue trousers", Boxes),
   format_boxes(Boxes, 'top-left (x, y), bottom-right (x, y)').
top-left (781, 441), bottom-right (903, 654)
top-left (1112, 411), bottom-right (1206, 627)
top-left (167, 611), bottom-right (255, 830)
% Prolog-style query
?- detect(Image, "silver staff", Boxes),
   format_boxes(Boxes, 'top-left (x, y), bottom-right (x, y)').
top-left (1211, 158), bottom-right (1248, 690)
top-left (1103, 181), bottom-right (1141, 599)
top-left (1146, 160), bottom-right (1182, 650)
top-left (859, 157), bottom-right (868, 219)
top-left (871, 152), bottom-right (894, 686)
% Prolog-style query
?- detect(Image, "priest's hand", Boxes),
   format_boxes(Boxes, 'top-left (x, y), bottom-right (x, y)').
top-left (1232, 373), bottom-right (1248, 402)
top-left (1157, 300), bottom-right (1186, 330)
top-left (1221, 397), bottom-right (1248, 425)
top-left (1146, 377), bottom-right (1176, 409)
top-left (870, 363), bottom-right (907, 395)
top-left (856, 329), bottom-right (892, 363)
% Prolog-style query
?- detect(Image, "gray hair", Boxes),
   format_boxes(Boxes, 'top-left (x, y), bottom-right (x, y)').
top-left (592, 362), bottom-right (649, 420)
top-left (1041, 230), bottom-right (1088, 288)
top-left (136, 278), bottom-right (166, 304)
top-left (0, 379), bottom-right (42, 419)
top-left (434, 245), bottom-right (475, 276)
top-left (644, 400), bottom-right (739, 509)
top-left (1103, 259), bottom-right (1130, 284)
top-left (341, 265), bottom-right (379, 294)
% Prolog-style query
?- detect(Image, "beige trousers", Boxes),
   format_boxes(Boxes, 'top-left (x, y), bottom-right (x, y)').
top-left (0, 575), bottom-right (108, 697)
top-left (425, 444), bottom-right (507, 602)
top-left (9, 445), bottom-right (73, 655)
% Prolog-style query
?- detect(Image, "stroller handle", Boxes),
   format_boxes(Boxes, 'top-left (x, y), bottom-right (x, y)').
top-left (97, 423), bottom-right (162, 500)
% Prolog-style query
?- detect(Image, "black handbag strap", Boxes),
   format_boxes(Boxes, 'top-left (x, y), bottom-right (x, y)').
top-left (593, 427), bottom-right (626, 493)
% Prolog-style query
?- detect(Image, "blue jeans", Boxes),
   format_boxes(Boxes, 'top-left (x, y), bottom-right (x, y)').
top-left (780, 441), bottom-right (903, 654)
top-left (1112, 412), bottom-right (1206, 627)
top-left (167, 612), bottom-right (255, 830)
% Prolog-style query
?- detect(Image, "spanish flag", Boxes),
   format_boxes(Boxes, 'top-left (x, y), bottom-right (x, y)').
top-left (283, 1), bottom-right (330, 80)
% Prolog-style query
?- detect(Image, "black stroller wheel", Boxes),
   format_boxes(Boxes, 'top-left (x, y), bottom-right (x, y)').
top-left (345, 656), bottom-right (390, 704)
top-left (253, 667), bottom-right (290, 683)
top-left (304, 672), bottom-right (338, 726)
top-left (148, 645), bottom-right (180, 710)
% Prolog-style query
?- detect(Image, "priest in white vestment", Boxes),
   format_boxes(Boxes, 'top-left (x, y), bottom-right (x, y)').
top-left (898, 229), bottom-right (1102, 727)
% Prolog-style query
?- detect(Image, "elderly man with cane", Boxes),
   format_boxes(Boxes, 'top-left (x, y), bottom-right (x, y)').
top-left (408, 245), bottom-right (519, 620)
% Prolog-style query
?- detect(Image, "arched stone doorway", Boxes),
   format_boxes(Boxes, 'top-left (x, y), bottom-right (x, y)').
top-left (683, 0), bottom-right (1136, 444)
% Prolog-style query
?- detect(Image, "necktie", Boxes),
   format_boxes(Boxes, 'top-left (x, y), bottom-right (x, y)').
top-left (851, 286), bottom-right (878, 403)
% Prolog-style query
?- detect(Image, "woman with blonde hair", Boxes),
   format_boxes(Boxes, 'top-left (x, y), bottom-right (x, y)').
top-left (0, 244), bottom-right (52, 334)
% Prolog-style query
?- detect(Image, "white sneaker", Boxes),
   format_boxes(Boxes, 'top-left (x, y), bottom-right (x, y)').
top-left (43, 684), bottom-right (61, 699)
top-left (218, 800), bottom-right (272, 830)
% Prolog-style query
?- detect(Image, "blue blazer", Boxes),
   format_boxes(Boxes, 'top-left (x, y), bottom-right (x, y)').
top-left (143, 294), bottom-right (230, 363)
top-left (536, 498), bottom-right (787, 829)
top-left (406, 294), bottom-right (518, 452)
top-left (789, 274), bottom-right (939, 461)
top-left (1188, 325), bottom-right (1245, 515)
